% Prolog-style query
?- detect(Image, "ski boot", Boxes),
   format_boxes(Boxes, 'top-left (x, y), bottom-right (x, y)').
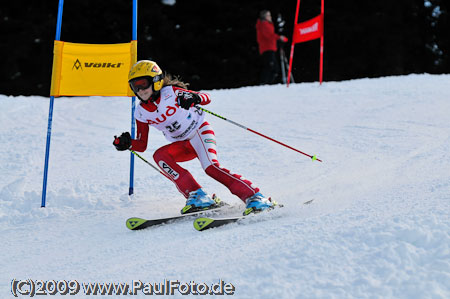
top-left (243, 192), bottom-right (274, 216)
top-left (181, 188), bottom-right (219, 214)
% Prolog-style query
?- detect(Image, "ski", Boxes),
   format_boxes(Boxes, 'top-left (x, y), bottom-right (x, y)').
top-left (193, 215), bottom-right (244, 231)
top-left (126, 200), bottom-right (229, 230)
top-left (193, 202), bottom-right (284, 231)
top-left (193, 199), bottom-right (314, 231)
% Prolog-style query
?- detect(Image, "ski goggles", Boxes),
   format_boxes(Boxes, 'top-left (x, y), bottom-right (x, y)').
top-left (129, 77), bottom-right (152, 93)
top-left (129, 75), bottom-right (164, 93)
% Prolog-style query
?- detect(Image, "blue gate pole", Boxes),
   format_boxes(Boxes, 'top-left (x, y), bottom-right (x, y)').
top-left (129, 0), bottom-right (138, 196)
top-left (41, 0), bottom-right (65, 207)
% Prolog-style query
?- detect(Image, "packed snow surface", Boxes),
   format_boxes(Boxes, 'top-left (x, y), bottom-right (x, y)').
top-left (1, 74), bottom-right (449, 298)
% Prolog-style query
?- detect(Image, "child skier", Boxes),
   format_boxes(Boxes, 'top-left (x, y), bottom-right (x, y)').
top-left (113, 60), bottom-right (273, 215)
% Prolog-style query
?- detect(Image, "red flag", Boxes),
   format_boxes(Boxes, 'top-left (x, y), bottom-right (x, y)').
top-left (287, 0), bottom-right (325, 87)
top-left (292, 14), bottom-right (323, 44)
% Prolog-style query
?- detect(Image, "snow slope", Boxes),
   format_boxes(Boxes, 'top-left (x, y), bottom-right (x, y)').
top-left (1, 74), bottom-right (449, 298)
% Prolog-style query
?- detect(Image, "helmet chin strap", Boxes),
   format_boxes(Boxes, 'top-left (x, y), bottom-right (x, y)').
top-left (149, 90), bottom-right (160, 103)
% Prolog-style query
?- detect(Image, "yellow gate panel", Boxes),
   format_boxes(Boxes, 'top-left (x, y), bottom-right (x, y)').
top-left (50, 40), bottom-right (137, 97)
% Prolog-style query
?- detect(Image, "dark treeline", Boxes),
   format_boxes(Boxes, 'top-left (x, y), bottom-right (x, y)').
top-left (0, 0), bottom-right (448, 96)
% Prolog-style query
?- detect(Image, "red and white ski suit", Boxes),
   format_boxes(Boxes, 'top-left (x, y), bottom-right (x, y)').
top-left (130, 85), bottom-right (259, 201)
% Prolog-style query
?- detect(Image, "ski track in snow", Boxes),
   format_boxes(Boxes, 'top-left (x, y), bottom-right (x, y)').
top-left (1, 74), bottom-right (449, 298)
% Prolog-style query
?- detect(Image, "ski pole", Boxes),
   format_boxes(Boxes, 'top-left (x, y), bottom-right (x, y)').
top-left (195, 106), bottom-right (322, 162)
top-left (129, 149), bottom-right (170, 178)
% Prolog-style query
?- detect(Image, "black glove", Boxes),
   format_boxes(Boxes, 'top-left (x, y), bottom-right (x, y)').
top-left (176, 91), bottom-right (201, 110)
top-left (113, 132), bottom-right (131, 151)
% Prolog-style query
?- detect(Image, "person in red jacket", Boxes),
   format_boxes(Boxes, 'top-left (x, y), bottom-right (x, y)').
top-left (256, 10), bottom-right (288, 84)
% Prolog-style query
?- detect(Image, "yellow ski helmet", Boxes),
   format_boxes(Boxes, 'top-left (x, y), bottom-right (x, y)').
top-left (128, 60), bottom-right (165, 94)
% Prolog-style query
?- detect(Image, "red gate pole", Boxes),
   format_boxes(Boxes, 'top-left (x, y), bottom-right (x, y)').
top-left (319, 0), bottom-right (324, 84)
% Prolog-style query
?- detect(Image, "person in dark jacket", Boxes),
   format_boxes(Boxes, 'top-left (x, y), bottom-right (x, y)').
top-left (256, 10), bottom-right (288, 84)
